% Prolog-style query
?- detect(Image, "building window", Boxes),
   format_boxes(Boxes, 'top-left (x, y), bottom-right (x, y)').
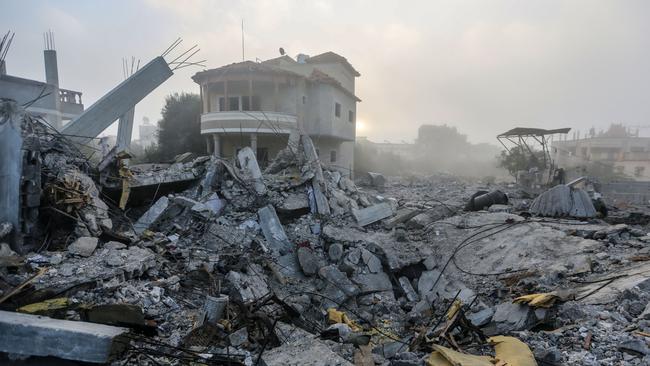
top-left (242, 96), bottom-right (251, 111)
top-left (615, 166), bottom-right (625, 174)
top-left (330, 150), bottom-right (337, 163)
top-left (348, 110), bottom-right (354, 123)
top-left (334, 102), bottom-right (341, 118)
top-left (219, 97), bottom-right (226, 111)
top-left (229, 97), bottom-right (240, 111)
top-left (635, 166), bottom-right (645, 178)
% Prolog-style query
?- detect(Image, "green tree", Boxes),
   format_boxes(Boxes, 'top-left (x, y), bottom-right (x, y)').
top-left (153, 93), bottom-right (202, 161)
top-left (497, 146), bottom-right (545, 177)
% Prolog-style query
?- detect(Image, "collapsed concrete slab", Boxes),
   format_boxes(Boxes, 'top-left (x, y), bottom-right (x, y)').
top-left (352, 202), bottom-right (394, 227)
top-left (0, 310), bottom-right (128, 363)
top-left (133, 196), bottom-right (169, 235)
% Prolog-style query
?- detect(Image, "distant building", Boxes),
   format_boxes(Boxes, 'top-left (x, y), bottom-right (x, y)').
top-left (356, 136), bottom-right (415, 159)
top-left (552, 124), bottom-right (650, 181)
top-left (192, 51), bottom-right (360, 175)
top-left (0, 34), bottom-right (83, 130)
top-left (138, 116), bottom-right (157, 147)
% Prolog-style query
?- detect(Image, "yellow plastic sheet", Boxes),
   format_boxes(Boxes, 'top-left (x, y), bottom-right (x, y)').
top-left (426, 344), bottom-right (494, 366)
top-left (17, 297), bottom-right (70, 314)
top-left (512, 292), bottom-right (559, 308)
top-left (490, 336), bottom-right (538, 366)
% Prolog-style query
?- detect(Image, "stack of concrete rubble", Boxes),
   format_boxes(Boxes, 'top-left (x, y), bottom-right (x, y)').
top-left (3, 108), bottom-right (650, 365)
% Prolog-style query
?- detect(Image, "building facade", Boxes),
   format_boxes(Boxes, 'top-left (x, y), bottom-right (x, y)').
top-left (552, 131), bottom-right (650, 181)
top-left (192, 52), bottom-right (360, 176)
top-left (0, 45), bottom-right (83, 130)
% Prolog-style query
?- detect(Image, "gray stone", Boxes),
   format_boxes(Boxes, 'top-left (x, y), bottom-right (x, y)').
top-left (328, 243), bottom-right (343, 261)
top-left (468, 307), bottom-right (494, 327)
top-left (0, 222), bottom-right (12, 239)
top-left (68, 237), bottom-right (98, 257)
top-left (619, 338), bottom-right (650, 356)
top-left (297, 247), bottom-right (320, 276)
top-left (0, 310), bottom-right (128, 363)
top-left (238, 147), bottom-right (266, 195)
top-left (319, 265), bottom-right (360, 297)
top-left (105, 249), bottom-right (125, 267)
top-left (418, 270), bottom-right (475, 304)
top-left (0, 242), bottom-right (17, 257)
top-left (261, 332), bottom-right (353, 366)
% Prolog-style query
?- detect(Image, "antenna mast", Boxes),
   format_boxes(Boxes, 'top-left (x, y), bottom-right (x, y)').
top-left (241, 19), bottom-right (245, 61)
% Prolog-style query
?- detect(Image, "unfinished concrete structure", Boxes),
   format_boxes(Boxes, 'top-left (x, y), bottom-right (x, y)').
top-left (192, 52), bottom-right (360, 176)
top-left (0, 32), bottom-right (84, 130)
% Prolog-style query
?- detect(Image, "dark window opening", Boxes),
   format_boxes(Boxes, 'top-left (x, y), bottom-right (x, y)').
top-left (229, 97), bottom-right (240, 111)
top-left (348, 110), bottom-right (354, 123)
top-left (334, 102), bottom-right (341, 118)
top-left (330, 150), bottom-right (337, 163)
top-left (219, 97), bottom-right (226, 111)
top-left (242, 96), bottom-right (251, 111)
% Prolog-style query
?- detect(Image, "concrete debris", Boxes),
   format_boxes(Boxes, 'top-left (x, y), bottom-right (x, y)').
top-left (0, 310), bottom-right (128, 363)
top-left (2, 106), bottom-right (650, 365)
top-left (352, 202), bottom-right (394, 226)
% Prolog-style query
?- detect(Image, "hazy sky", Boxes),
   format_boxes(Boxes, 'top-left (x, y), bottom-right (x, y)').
top-left (2, 0), bottom-right (649, 144)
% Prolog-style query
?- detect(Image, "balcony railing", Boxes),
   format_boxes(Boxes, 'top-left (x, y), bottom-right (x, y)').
top-left (201, 111), bottom-right (297, 134)
top-left (59, 89), bottom-right (82, 105)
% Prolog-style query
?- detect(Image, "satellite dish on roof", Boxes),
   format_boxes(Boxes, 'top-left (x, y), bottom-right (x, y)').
top-left (279, 47), bottom-right (285, 56)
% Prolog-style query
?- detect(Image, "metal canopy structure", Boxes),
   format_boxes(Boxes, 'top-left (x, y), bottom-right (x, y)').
top-left (497, 127), bottom-right (571, 167)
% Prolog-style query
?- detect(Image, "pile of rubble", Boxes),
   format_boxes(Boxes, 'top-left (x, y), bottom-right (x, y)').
top-left (2, 102), bottom-right (650, 365)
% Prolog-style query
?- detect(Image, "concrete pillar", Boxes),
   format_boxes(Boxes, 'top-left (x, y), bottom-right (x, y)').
top-left (273, 79), bottom-right (279, 112)
top-left (201, 84), bottom-right (208, 113)
top-left (205, 136), bottom-right (212, 154)
top-left (248, 79), bottom-right (253, 110)
top-left (250, 133), bottom-right (257, 155)
top-left (212, 134), bottom-right (220, 157)
top-left (116, 108), bottom-right (135, 149)
top-left (0, 100), bottom-right (23, 252)
top-left (43, 50), bottom-right (59, 86)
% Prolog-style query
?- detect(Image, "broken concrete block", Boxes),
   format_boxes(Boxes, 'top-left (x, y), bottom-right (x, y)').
top-left (67, 236), bottom-right (98, 257)
top-left (383, 208), bottom-right (422, 229)
top-left (133, 196), bottom-right (169, 234)
top-left (0, 221), bottom-right (12, 239)
top-left (352, 272), bottom-right (393, 292)
top-left (468, 307), bottom-right (495, 327)
top-left (398, 277), bottom-right (420, 302)
top-left (238, 147), bottom-right (266, 195)
top-left (226, 263), bottom-right (271, 304)
top-left (297, 247), bottom-right (321, 276)
top-left (418, 270), bottom-right (475, 304)
top-left (352, 202), bottom-right (394, 227)
top-left (278, 192), bottom-right (310, 215)
top-left (0, 310), bottom-right (128, 363)
top-left (319, 265), bottom-right (360, 298)
top-left (361, 248), bottom-right (383, 273)
top-left (365, 172), bottom-right (386, 188)
top-left (489, 302), bottom-right (537, 333)
top-left (203, 294), bottom-right (228, 325)
top-left (258, 205), bottom-right (293, 255)
top-left (261, 331), bottom-right (354, 366)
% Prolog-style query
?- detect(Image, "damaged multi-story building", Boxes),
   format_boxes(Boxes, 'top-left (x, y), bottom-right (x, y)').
top-left (0, 32), bottom-right (84, 129)
top-left (192, 51), bottom-right (360, 176)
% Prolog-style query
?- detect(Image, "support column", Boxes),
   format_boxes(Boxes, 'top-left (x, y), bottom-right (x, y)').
top-left (248, 79), bottom-right (253, 111)
top-left (201, 84), bottom-right (208, 113)
top-left (250, 133), bottom-right (257, 156)
top-left (212, 134), bottom-right (221, 157)
top-left (205, 136), bottom-right (212, 154)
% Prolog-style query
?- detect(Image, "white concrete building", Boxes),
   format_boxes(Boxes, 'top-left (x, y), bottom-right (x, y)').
top-left (192, 52), bottom-right (360, 176)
